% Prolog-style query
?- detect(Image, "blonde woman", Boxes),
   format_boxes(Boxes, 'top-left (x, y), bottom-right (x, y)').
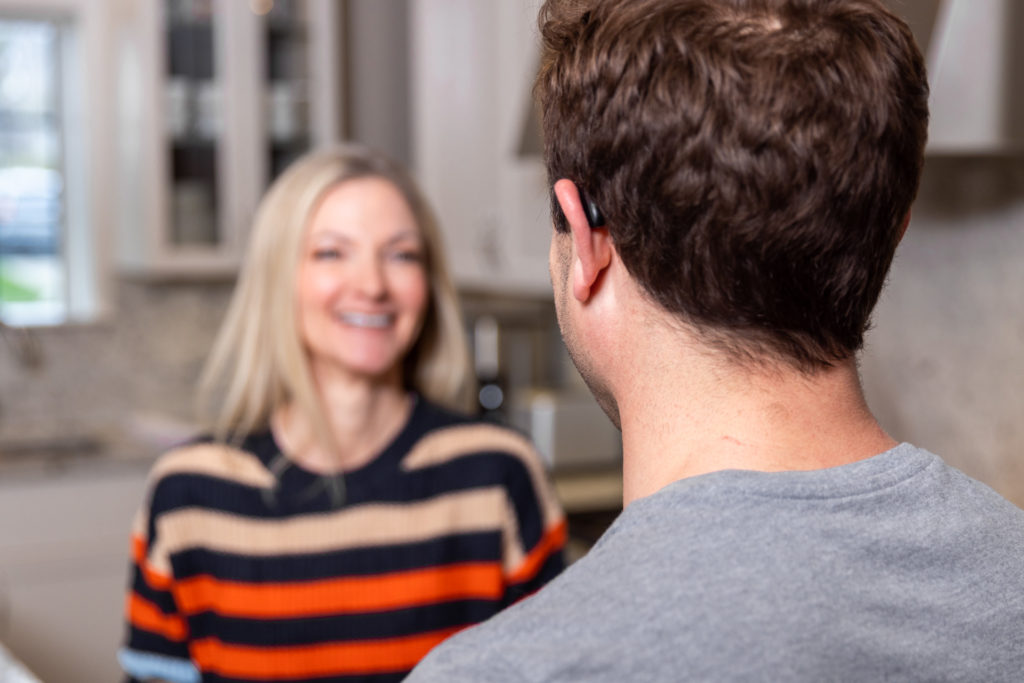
top-left (120, 145), bottom-right (567, 683)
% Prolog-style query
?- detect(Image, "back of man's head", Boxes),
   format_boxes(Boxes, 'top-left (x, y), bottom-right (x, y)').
top-left (535, 0), bottom-right (928, 371)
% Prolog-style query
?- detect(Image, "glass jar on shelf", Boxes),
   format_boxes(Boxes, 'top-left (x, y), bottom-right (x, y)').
top-left (162, 0), bottom-right (220, 247)
top-left (263, 0), bottom-right (312, 181)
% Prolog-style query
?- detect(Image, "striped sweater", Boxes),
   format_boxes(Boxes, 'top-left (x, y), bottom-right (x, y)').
top-left (120, 398), bottom-right (567, 683)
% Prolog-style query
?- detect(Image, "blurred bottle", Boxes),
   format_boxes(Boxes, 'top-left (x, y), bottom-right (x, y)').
top-left (474, 315), bottom-right (506, 423)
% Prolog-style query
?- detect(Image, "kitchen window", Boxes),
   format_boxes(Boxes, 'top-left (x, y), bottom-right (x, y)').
top-left (0, 13), bottom-right (97, 326)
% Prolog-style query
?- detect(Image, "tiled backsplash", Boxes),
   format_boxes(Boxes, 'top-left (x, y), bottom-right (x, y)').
top-left (0, 280), bottom-right (233, 446)
top-left (3, 156), bottom-right (1024, 509)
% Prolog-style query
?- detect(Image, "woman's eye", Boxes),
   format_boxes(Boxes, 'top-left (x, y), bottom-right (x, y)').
top-left (313, 248), bottom-right (343, 260)
top-left (392, 250), bottom-right (423, 263)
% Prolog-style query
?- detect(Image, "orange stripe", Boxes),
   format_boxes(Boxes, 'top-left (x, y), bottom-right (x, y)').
top-left (132, 533), bottom-right (146, 563)
top-left (132, 533), bottom-right (173, 590)
top-left (192, 628), bottom-right (462, 678)
top-left (177, 562), bottom-right (504, 618)
top-left (507, 519), bottom-right (568, 585)
top-left (127, 592), bottom-right (189, 641)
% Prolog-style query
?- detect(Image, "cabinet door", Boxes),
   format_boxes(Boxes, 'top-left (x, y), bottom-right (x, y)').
top-left (0, 468), bottom-right (149, 683)
top-left (117, 0), bottom-right (240, 276)
top-left (117, 0), bottom-right (342, 278)
top-left (412, 0), bottom-right (551, 295)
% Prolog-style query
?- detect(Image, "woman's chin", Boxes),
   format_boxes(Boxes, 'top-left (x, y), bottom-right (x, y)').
top-left (310, 353), bottom-right (405, 386)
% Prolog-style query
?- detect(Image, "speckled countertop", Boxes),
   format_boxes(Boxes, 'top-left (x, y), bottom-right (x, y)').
top-left (0, 435), bottom-right (163, 483)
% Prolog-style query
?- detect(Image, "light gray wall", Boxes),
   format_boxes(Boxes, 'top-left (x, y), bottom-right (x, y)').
top-left (862, 157), bottom-right (1024, 507)
top-left (344, 0), bottom-right (412, 166)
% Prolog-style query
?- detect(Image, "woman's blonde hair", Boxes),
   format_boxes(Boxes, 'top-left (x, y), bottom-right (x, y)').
top-left (198, 144), bottom-right (475, 446)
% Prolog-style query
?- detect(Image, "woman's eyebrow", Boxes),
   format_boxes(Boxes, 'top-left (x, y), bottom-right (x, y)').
top-left (308, 228), bottom-right (421, 246)
top-left (385, 230), bottom-right (422, 246)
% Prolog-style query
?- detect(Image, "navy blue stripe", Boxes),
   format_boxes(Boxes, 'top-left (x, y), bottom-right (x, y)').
top-left (130, 568), bottom-right (179, 614)
top-left (126, 627), bottom-right (190, 659)
top-left (185, 599), bottom-right (500, 646)
top-left (171, 531), bottom-right (501, 581)
top-left (148, 473), bottom-right (272, 520)
top-left (418, 453), bottom-right (544, 546)
top-left (148, 449), bottom-right (540, 519)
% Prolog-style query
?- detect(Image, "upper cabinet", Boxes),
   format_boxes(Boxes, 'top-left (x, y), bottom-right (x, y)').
top-left (116, 0), bottom-right (342, 278)
top-left (925, 0), bottom-right (1024, 155)
top-left (886, 0), bottom-right (1024, 156)
top-left (411, 0), bottom-right (552, 296)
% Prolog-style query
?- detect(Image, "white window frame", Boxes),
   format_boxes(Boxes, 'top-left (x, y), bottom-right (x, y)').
top-left (0, 0), bottom-right (112, 326)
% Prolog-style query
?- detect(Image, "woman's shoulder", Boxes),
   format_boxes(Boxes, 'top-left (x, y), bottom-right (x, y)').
top-left (404, 399), bottom-right (565, 529)
top-left (404, 398), bottom-right (547, 471)
top-left (146, 432), bottom-right (277, 490)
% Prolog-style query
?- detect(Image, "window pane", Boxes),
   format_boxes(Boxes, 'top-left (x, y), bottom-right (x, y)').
top-left (0, 18), bottom-right (67, 325)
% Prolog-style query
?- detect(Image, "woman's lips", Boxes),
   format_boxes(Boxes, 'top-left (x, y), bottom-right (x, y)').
top-left (336, 311), bottom-right (394, 328)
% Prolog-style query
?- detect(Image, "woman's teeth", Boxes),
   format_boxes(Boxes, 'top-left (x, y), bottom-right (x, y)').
top-left (339, 312), bottom-right (392, 328)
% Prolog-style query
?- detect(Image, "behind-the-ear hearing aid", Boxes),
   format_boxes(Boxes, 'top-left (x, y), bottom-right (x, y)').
top-left (578, 188), bottom-right (606, 228)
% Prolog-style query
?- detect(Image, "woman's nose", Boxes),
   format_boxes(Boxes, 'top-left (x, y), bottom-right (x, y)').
top-left (353, 254), bottom-right (387, 299)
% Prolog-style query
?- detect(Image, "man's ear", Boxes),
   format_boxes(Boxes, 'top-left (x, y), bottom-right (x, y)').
top-left (899, 211), bottom-right (912, 242)
top-left (553, 179), bottom-right (613, 302)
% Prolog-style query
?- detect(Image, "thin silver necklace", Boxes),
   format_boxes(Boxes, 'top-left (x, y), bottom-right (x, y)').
top-left (262, 450), bottom-right (347, 509)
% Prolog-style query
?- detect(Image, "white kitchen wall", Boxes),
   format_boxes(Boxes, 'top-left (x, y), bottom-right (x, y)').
top-left (862, 157), bottom-right (1024, 507)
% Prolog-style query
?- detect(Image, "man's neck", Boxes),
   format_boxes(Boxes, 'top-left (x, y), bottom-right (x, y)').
top-left (617, 354), bottom-right (896, 506)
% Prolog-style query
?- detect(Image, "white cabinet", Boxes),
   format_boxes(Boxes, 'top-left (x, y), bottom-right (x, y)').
top-left (0, 466), bottom-right (150, 683)
top-left (412, 0), bottom-right (552, 295)
top-left (924, 0), bottom-right (1024, 155)
top-left (116, 0), bottom-right (343, 278)
top-left (883, 0), bottom-right (1024, 155)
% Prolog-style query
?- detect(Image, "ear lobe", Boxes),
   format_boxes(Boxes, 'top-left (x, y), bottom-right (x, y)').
top-left (572, 259), bottom-right (589, 301)
top-left (553, 179), bottom-right (613, 303)
top-left (898, 211), bottom-right (912, 241)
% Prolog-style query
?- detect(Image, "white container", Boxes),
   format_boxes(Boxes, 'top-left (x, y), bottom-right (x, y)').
top-left (268, 81), bottom-right (309, 142)
top-left (512, 390), bottom-right (622, 470)
top-left (194, 80), bottom-right (220, 139)
top-left (171, 181), bottom-right (215, 244)
top-left (164, 77), bottom-right (192, 138)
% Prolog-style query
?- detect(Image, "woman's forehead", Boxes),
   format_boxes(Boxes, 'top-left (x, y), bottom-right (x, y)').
top-left (306, 176), bottom-right (422, 242)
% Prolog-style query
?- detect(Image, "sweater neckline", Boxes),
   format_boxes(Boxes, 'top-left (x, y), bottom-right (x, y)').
top-left (246, 393), bottom-right (428, 500)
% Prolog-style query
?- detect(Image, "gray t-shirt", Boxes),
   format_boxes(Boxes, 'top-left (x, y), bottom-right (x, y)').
top-left (408, 444), bottom-right (1024, 682)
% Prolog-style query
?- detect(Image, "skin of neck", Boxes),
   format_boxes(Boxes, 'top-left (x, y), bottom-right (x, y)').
top-left (271, 359), bottom-right (412, 474)
top-left (591, 275), bottom-right (895, 507)
top-left (549, 179), bottom-right (897, 509)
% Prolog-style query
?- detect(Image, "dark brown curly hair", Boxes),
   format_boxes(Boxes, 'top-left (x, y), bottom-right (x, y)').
top-left (535, 0), bottom-right (928, 370)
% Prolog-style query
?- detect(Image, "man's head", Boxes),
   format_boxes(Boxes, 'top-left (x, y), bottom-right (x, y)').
top-left (536, 0), bottom-right (928, 372)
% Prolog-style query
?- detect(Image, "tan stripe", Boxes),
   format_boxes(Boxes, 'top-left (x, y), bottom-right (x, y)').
top-left (148, 442), bottom-right (276, 489)
top-left (399, 424), bottom-right (565, 529)
top-left (149, 486), bottom-right (509, 576)
top-left (132, 443), bottom-right (275, 546)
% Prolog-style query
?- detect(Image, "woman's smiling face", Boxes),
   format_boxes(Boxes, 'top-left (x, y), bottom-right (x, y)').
top-left (296, 176), bottom-right (429, 383)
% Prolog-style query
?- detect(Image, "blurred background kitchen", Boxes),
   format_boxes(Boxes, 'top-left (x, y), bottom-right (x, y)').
top-left (0, 0), bottom-right (1020, 680)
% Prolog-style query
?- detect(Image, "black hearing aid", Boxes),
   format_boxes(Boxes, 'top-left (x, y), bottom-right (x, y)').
top-left (578, 188), bottom-right (606, 228)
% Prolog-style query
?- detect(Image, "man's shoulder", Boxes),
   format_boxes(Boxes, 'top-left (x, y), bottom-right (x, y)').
top-left (408, 515), bottom-right (657, 681)
top-left (407, 566), bottom-right (589, 682)
top-left (408, 449), bottom-right (1024, 682)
